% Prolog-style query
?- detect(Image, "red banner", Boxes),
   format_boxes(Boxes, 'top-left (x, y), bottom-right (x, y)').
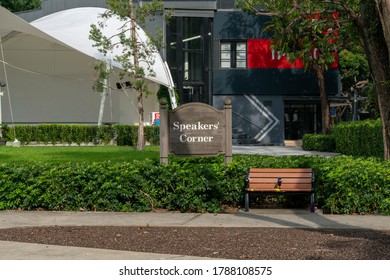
top-left (247, 39), bottom-right (338, 69)
top-left (248, 39), bottom-right (303, 69)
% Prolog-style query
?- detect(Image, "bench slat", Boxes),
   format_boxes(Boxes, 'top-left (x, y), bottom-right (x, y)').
top-left (250, 173), bottom-right (312, 178)
top-left (248, 183), bottom-right (313, 191)
top-left (249, 168), bottom-right (312, 173)
top-left (249, 179), bottom-right (311, 185)
top-left (247, 189), bottom-right (312, 192)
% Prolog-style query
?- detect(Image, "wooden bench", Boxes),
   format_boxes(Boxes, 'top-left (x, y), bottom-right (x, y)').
top-left (244, 168), bottom-right (315, 212)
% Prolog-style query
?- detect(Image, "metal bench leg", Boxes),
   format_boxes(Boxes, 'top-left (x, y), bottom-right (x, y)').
top-left (310, 192), bottom-right (315, 212)
top-left (244, 191), bottom-right (249, 212)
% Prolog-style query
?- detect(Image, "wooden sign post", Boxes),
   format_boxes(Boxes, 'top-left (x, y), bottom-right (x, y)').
top-left (160, 99), bottom-right (232, 164)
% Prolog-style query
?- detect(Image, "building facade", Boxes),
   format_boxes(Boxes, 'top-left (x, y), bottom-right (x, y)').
top-left (163, 0), bottom-right (339, 145)
top-left (14, 0), bottom-right (339, 145)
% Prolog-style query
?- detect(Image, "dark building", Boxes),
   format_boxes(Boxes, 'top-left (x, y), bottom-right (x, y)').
top-left (163, 0), bottom-right (339, 145)
top-left (17, 0), bottom-right (340, 145)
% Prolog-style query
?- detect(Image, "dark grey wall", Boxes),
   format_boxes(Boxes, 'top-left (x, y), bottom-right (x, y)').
top-left (214, 11), bottom-right (270, 40)
top-left (213, 69), bottom-right (339, 96)
top-left (214, 95), bottom-right (285, 145)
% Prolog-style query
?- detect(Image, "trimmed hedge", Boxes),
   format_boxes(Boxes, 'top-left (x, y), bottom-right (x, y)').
top-left (302, 134), bottom-right (336, 152)
top-left (333, 119), bottom-right (383, 158)
top-left (5, 124), bottom-right (159, 146)
top-left (0, 155), bottom-right (389, 214)
top-left (313, 156), bottom-right (390, 214)
top-left (302, 119), bottom-right (383, 158)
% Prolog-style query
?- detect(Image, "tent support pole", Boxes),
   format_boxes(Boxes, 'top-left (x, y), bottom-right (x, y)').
top-left (97, 59), bottom-right (111, 126)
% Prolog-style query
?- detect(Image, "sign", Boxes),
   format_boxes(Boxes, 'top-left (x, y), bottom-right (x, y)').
top-left (330, 108), bottom-right (337, 117)
top-left (169, 104), bottom-right (225, 155)
top-left (159, 99), bottom-right (232, 164)
top-left (152, 112), bottom-right (160, 125)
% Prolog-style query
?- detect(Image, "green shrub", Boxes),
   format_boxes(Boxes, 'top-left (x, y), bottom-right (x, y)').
top-left (314, 156), bottom-right (390, 214)
top-left (0, 123), bottom-right (10, 140)
top-left (302, 134), bottom-right (336, 152)
top-left (157, 85), bottom-right (179, 110)
top-left (113, 124), bottom-right (138, 146)
top-left (0, 155), bottom-right (389, 214)
top-left (6, 124), bottom-right (159, 147)
top-left (145, 126), bottom-right (160, 145)
top-left (333, 119), bottom-right (383, 158)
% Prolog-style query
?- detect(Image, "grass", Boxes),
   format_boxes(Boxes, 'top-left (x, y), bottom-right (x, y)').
top-left (0, 145), bottom-right (160, 164)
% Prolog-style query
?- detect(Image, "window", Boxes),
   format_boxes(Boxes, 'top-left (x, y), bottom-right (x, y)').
top-left (220, 41), bottom-right (247, 68)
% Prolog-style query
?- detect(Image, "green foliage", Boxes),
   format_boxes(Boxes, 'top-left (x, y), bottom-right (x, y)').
top-left (302, 134), bottom-right (336, 152)
top-left (5, 124), bottom-right (159, 146)
top-left (237, 0), bottom-right (351, 71)
top-left (339, 49), bottom-right (370, 88)
top-left (0, 122), bottom-right (10, 140)
top-left (333, 119), bottom-right (383, 158)
top-left (89, 0), bottom-right (165, 151)
top-left (113, 124), bottom-right (159, 146)
top-left (338, 49), bottom-right (377, 117)
top-left (0, 146), bottom-right (160, 164)
top-left (113, 124), bottom-right (137, 146)
top-left (236, 0), bottom-right (360, 134)
top-left (303, 120), bottom-right (383, 158)
top-left (156, 85), bottom-right (179, 110)
top-left (314, 156), bottom-right (390, 214)
top-left (89, 0), bottom-right (164, 83)
top-left (92, 60), bottom-right (110, 93)
top-left (0, 0), bottom-right (40, 12)
top-left (0, 155), bottom-right (389, 214)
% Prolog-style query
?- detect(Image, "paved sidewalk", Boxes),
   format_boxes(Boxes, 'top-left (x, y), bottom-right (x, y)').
top-left (232, 145), bottom-right (339, 157)
top-left (0, 209), bottom-right (389, 260)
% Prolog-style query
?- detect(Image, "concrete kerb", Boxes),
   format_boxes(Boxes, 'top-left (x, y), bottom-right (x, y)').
top-left (1, 209), bottom-right (390, 260)
top-left (1, 209), bottom-right (390, 230)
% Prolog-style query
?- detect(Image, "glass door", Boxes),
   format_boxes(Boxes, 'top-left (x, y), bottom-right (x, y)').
top-left (167, 17), bottom-right (212, 105)
top-left (284, 102), bottom-right (321, 140)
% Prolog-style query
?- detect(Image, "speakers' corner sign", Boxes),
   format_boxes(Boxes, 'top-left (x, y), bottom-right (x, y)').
top-left (159, 99), bottom-right (232, 164)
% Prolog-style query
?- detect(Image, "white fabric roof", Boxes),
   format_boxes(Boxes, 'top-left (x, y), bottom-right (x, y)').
top-left (0, 6), bottom-right (173, 89)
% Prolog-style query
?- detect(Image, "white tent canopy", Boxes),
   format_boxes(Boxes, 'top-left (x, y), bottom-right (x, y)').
top-left (0, 6), bottom-right (62, 42)
top-left (30, 7), bottom-right (174, 88)
top-left (0, 6), bottom-right (175, 125)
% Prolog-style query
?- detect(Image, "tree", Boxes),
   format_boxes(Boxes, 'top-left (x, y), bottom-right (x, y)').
top-left (375, 0), bottom-right (390, 56)
top-left (338, 49), bottom-right (377, 119)
top-left (0, 0), bottom-right (40, 12)
top-left (89, 0), bottom-right (164, 151)
top-left (237, 0), bottom-right (346, 134)
top-left (238, 0), bottom-right (390, 160)
top-left (354, 0), bottom-right (390, 160)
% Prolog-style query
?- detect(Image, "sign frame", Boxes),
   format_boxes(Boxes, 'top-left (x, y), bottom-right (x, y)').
top-left (159, 99), bottom-right (232, 164)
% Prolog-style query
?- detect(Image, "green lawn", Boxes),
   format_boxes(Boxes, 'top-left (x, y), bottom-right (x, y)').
top-left (0, 145), bottom-right (160, 164)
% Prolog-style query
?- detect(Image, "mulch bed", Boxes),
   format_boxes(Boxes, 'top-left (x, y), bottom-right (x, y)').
top-left (0, 226), bottom-right (389, 259)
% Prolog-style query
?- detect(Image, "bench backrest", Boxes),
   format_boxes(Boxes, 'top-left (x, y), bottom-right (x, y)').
top-left (246, 168), bottom-right (314, 192)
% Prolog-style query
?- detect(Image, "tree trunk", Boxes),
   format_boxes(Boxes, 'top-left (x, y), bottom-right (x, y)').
top-left (376, 0), bottom-right (390, 56)
top-left (375, 0), bottom-right (390, 160)
top-left (130, 1), bottom-right (145, 151)
top-left (137, 90), bottom-right (145, 150)
top-left (356, 2), bottom-right (390, 160)
top-left (313, 64), bottom-right (330, 134)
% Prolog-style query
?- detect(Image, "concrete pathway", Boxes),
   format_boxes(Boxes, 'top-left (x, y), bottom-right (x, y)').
top-left (0, 209), bottom-right (389, 260)
top-left (232, 145), bottom-right (339, 156)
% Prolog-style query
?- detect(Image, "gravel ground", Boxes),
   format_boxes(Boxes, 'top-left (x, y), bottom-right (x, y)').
top-left (0, 226), bottom-right (389, 260)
